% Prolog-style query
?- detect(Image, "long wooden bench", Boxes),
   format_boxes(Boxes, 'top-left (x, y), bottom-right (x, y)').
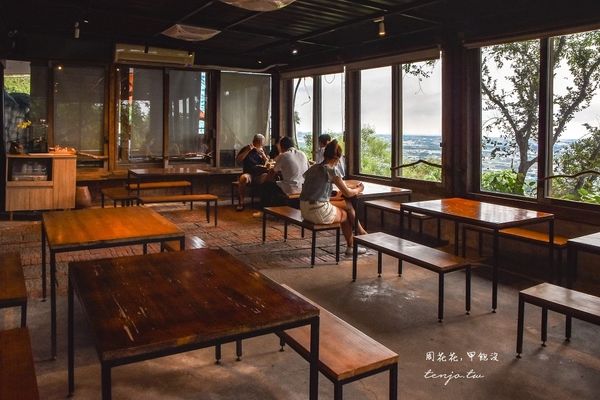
top-left (0, 328), bottom-right (39, 400)
top-left (262, 206), bottom-right (340, 266)
top-left (139, 194), bottom-right (219, 226)
top-left (462, 225), bottom-right (568, 281)
top-left (353, 232), bottom-right (471, 322)
top-left (517, 282), bottom-right (600, 357)
top-left (126, 180), bottom-right (191, 191)
top-left (278, 285), bottom-right (398, 400)
top-left (0, 253), bottom-right (27, 328)
top-left (162, 235), bottom-right (206, 252)
top-left (363, 199), bottom-right (440, 240)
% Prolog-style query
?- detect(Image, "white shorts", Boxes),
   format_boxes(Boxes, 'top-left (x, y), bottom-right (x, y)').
top-left (300, 200), bottom-right (337, 225)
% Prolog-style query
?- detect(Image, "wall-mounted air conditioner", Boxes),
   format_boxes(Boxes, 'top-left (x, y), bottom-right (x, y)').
top-left (114, 43), bottom-right (194, 66)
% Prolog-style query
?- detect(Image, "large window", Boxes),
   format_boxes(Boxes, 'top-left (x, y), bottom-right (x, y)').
top-left (54, 66), bottom-right (105, 165)
top-left (480, 40), bottom-right (540, 198)
top-left (168, 70), bottom-right (210, 164)
top-left (293, 76), bottom-right (313, 160)
top-left (117, 67), bottom-right (163, 163)
top-left (321, 72), bottom-right (345, 153)
top-left (3, 61), bottom-right (48, 154)
top-left (548, 30), bottom-right (600, 205)
top-left (478, 29), bottom-right (600, 206)
top-left (359, 66), bottom-right (392, 177)
top-left (219, 71), bottom-right (271, 167)
top-left (401, 60), bottom-right (442, 182)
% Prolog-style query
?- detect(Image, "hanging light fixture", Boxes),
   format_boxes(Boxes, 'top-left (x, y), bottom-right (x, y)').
top-left (374, 17), bottom-right (385, 37)
top-left (162, 24), bottom-right (220, 41)
top-left (219, 0), bottom-right (296, 12)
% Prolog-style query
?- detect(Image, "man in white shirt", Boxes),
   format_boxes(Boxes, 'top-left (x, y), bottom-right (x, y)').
top-left (260, 136), bottom-right (309, 207)
top-left (315, 133), bottom-right (346, 177)
top-left (274, 136), bottom-right (310, 195)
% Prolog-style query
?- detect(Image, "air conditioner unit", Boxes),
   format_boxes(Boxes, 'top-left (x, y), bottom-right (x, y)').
top-left (114, 43), bottom-right (194, 66)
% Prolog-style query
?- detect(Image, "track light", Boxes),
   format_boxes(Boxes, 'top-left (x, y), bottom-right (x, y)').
top-left (74, 22), bottom-right (80, 39)
top-left (374, 17), bottom-right (385, 37)
top-left (291, 48), bottom-right (298, 55)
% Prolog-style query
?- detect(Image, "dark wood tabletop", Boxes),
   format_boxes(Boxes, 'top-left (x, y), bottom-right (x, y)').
top-left (69, 248), bottom-right (319, 362)
top-left (401, 197), bottom-right (553, 229)
top-left (43, 206), bottom-right (184, 251)
top-left (344, 180), bottom-right (412, 199)
top-left (568, 232), bottom-right (600, 252)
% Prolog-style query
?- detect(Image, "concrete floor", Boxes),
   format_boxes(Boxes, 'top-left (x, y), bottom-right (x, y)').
top-left (1, 204), bottom-right (599, 399)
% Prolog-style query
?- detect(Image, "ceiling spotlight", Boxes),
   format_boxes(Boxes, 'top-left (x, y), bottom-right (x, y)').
top-left (257, 60), bottom-right (263, 64)
top-left (291, 48), bottom-right (298, 55)
top-left (374, 17), bottom-right (385, 37)
top-left (57, 65), bottom-right (63, 70)
top-left (74, 22), bottom-right (80, 39)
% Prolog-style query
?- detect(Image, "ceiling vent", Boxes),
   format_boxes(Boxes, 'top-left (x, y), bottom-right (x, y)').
top-left (114, 43), bottom-right (194, 66)
top-left (161, 24), bottom-right (220, 41)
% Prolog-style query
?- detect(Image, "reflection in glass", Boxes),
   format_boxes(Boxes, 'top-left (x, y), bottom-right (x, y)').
top-left (117, 67), bottom-right (163, 163)
top-left (219, 71), bottom-right (271, 167)
top-left (54, 66), bottom-right (105, 165)
top-left (168, 70), bottom-right (210, 164)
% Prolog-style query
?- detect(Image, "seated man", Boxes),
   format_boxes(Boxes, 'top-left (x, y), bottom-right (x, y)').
top-left (261, 136), bottom-right (310, 207)
top-left (315, 133), bottom-right (346, 177)
top-left (236, 133), bottom-right (269, 211)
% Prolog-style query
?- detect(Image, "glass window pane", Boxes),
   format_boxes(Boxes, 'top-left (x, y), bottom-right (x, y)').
top-left (54, 66), bottom-right (105, 165)
top-left (321, 72), bottom-right (345, 150)
top-left (480, 40), bottom-right (539, 197)
top-left (549, 29), bottom-right (600, 205)
top-left (117, 67), bottom-right (163, 163)
top-left (401, 59), bottom-right (442, 182)
top-left (3, 61), bottom-right (48, 153)
top-left (293, 77), bottom-right (313, 160)
top-left (360, 66), bottom-right (391, 177)
top-left (219, 72), bottom-right (271, 167)
top-left (168, 70), bottom-right (211, 164)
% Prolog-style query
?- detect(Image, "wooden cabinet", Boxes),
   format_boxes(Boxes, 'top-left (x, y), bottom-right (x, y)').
top-left (5, 153), bottom-right (76, 211)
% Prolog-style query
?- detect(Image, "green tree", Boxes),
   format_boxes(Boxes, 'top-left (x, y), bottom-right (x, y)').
top-left (481, 31), bottom-right (600, 194)
top-left (360, 125), bottom-right (391, 177)
top-left (4, 75), bottom-right (30, 94)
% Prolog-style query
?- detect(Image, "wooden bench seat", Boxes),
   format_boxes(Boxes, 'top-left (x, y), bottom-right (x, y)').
top-left (462, 225), bottom-right (568, 281)
top-left (353, 232), bottom-right (471, 321)
top-left (279, 285), bottom-right (398, 400)
top-left (0, 253), bottom-right (27, 327)
top-left (363, 199), bottom-right (440, 240)
top-left (100, 187), bottom-right (138, 207)
top-left (0, 328), bottom-right (39, 400)
top-left (139, 194), bottom-right (219, 226)
top-left (263, 206), bottom-right (341, 266)
top-left (126, 180), bottom-right (191, 191)
top-left (517, 282), bottom-right (600, 357)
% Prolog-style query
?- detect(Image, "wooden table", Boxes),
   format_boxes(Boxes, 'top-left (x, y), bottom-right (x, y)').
top-left (128, 167), bottom-right (241, 195)
top-left (400, 198), bottom-right (554, 311)
top-left (42, 206), bottom-right (185, 359)
top-left (344, 180), bottom-right (412, 233)
top-left (67, 249), bottom-right (320, 400)
top-left (567, 232), bottom-right (600, 287)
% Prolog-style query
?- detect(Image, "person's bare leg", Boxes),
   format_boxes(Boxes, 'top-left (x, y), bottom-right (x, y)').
top-left (332, 199), bottom-right (367, 236)
top-left (331, 203), bottom-right (352, 246)
top-left (238, 174), bottom-right (251, 209)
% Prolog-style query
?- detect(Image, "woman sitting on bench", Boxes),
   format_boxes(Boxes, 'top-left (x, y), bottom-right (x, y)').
top-left (299, 139), bottom-right (367, 256)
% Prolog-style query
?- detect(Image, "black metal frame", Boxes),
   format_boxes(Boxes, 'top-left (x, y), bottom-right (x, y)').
top-left (41, 218), bottom-right (185, 360)
top-left (399, 203), bottom-right (554, 312)
top-left (262, 209), bottom-right (341, 266)
top-left (68, 274), bottom-right (320, 400)
top-left (352, 234), bottom-right (471, 322)
top-left (566, 235), bottom-right (600, 288)
top-left (276, 332), bottom-right (398, 400)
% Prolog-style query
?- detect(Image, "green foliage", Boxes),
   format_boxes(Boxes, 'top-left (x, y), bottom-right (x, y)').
top-left (481, 169), bottom-right (535, 196)
top-left (481, 31), bottom-right (600, 201)
top-left (4, 75), bottom-right (30, 94)
top-left (551, 123), bottom-right (600, 202)
top-left (298, 133), bottom-right (312, 160)
top-left (360, 125), bottom-right (391, 177)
